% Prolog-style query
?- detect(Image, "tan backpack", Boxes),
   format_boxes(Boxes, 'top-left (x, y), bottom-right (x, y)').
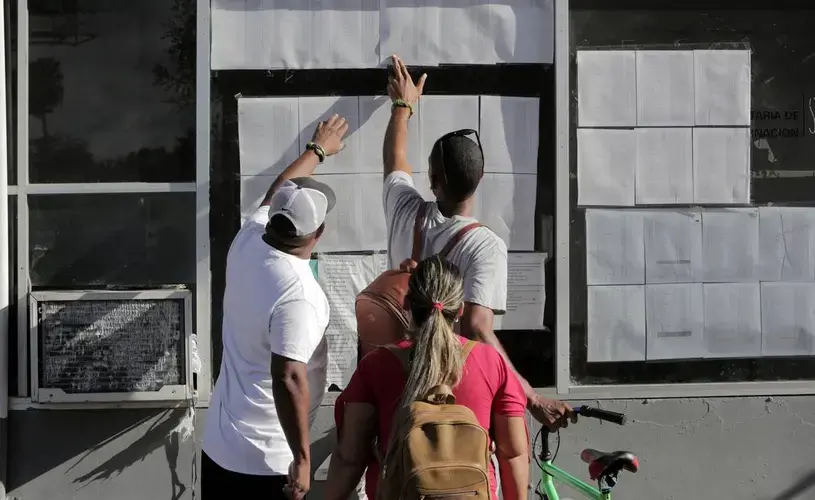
top-left (376, 340), bottom-right (491, 500)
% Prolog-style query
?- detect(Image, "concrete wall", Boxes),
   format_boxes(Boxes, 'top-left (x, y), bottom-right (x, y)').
top-left (7, 397), bottom-right (815, 500)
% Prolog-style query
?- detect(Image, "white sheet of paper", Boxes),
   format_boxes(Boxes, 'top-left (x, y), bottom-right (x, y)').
top-left (480, 96), bottom-right (539, 174)
top-left (635, 50), bottom-right (695, 126)
top-left (701, 209), bottom-right (759, 282)
top-left (474, 173), bottom-right (537, 251)
top-left (317, 254), bottom-right (388, 388)
top-left (380, 0), bottom-right (441, 66)
top-left (587, 285), bottom-right (646, 362)
top-left (358, 95), bottom-right (423, 172)
top-left (585, 209), bottom-right (645, 285)
top-left (298, 97), bottom-right (362, 174)
top-left (702, 283), bottom-right (761, 358)
top-left (576, 50), bottom-right (636, 127)
top-left (760, 282), bottom-right (815, 357)
top-left (313, 173), bottom-right (388, 252)
top-left (692, 128), bottom-right (751, 204)
top-left (211, 0), bottom-right (379, 70)
top-left (238, 97), bottom-right (301, 177)
top-left (239, 175), bottom-right (274, 223)
top-left (419, 96), bottom-right (480, 163)
top-left (643, 210), bottom-right (703, 284)
top-left (476, 0), bottom-right (553, 64)
top-left (758, 207), bottom-right (815, 282)
top-left (635, 128), bottom-right (694, 205)
top-left (645, 283), bottom-right (705, 360)
top-left (577, 128), bottom-right (636, 206)
top-left (694, 50), bottom-right (751, 126)
top-left (494, 253), bottom-right (547, 331)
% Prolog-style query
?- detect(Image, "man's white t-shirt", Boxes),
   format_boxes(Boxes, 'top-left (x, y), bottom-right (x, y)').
top-left (202, 206), bottom-right (329, 476)
top-left (383, 171), bottom-right (508, 313)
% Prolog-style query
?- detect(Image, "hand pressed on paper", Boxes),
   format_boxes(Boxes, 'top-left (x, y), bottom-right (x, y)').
top-left (311, 114), bottom-right (349, 157)
top-left (387, 54), bottom-right (427, 106)
top-left (528, 395), bottom-right (578, 432)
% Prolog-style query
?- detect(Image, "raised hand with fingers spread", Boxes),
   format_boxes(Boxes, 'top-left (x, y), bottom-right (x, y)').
top-left (310, 113), bottom-right (349, 158)
top-left (388, 54), bottom-right (427, 107)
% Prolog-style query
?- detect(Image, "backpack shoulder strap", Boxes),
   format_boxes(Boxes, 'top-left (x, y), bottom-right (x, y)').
top-left (411, 202), bottom-right (431, 262)
top-left (438, 222), bottom-right (483, 259)
top-left (460, 339), bottom-right (477, 363)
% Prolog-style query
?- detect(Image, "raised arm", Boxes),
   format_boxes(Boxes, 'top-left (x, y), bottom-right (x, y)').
top-left (259, 114), bottom-right (349, 207)
top-left (383, 55), bottom-right (426, 178)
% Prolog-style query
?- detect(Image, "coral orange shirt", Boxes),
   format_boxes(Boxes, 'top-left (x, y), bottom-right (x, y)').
top-left (335, 336), bottom-right (528, 499)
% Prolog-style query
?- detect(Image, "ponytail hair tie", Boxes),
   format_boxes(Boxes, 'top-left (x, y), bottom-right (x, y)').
top-left (432, 302), bottom-right (444, 311)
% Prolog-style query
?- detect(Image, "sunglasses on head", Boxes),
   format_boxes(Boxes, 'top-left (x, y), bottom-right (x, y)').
top-left (435, 129), bottom-right (483, 187)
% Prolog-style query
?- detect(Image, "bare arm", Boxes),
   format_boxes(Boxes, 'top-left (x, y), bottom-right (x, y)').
top-left (383, 106), bottom-right (414, 178)
top-left (259, 113), bottom-right (350, 207)
top-left (270, 354), bottom-right (311, 465)
top-left (324, 403), bottom-right (377, 500)
top-left (493, 415), bottom-right (530, 500)
top-left (461, 303), bottom-right (535, 397)
top-left (384, 55), bottom-right (426, 179)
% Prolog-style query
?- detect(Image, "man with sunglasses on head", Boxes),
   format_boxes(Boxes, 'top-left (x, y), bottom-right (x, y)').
top-left (381, 54), bottom-right (575, 432)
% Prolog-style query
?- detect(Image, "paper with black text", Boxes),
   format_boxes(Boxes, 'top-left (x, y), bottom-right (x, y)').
top-left (313, 174), bottom-right (388, 252)
top-left (474, 173), bottom-right (537, 251)
top-left (576, 50), bottom-right (636, 127)
top-left (585, 209), bottom-right (644, 285)
top-left (577, 128), bottom-right (636, 206)
top-left (239, 175), bottom-right (274, 223)
top-left (480, 96), bottom-right (539, 174)
top-left (701, 209), bottom-right (759, 282)
top-left (359, 95), bottom-right (424, 172)
top-left (317, 254), bottom-right (388, 388)
top-left (692, 128), bottom-right (751, 204)
top-left (238, 97), bottom-right (301, 177)
top-left (211, 0), bottom-right (379, 70)
top-left (587, 285), bottom-right (646, 362)
top-left (643, 210), bottom-right (703, 283)
top-left (694, 50), bottom-right (751, 126)
top-left (645, 283), bottom-right (704, 360)
top-left (635, 128), bottom-right (694, 205)
top-left (494, 253), bottom-right (547, 331)
top-left (760, 282), bottom-right (815, 357)
top-left (635, 50), bottom-right (695, 126)
top-left (419, 96), bottom-right (480, 163)
top-left (702, 283), bottom-right (761, 358)
top-left (758, 207), bottom-right (815, 282)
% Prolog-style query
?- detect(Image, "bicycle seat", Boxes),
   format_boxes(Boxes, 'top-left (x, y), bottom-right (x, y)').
top-left (580, 449), bottom-right (639, 480)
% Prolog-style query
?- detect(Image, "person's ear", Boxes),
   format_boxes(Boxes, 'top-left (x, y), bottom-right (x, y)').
top-left (456, 304), bottom-right (464, 320)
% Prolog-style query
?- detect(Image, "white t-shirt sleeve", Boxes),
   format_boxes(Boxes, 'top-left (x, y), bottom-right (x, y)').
top-left (268, 298), bottom-right (324, 364)
top-left (383, 171), bottom-right (424, 232)
top-left (242, 205), bottom-right (270, 232)
top-left (463, 237), bottom-right (509, 315)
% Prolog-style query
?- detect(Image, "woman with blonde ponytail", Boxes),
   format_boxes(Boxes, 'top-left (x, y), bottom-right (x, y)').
top-left (325, 256), bottom-right (531, 500)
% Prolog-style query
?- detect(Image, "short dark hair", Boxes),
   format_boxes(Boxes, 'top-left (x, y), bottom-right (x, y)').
top-left (265, 214), bottom-right (322, 250)
top-left (430, 134), bottom-right (484, 203)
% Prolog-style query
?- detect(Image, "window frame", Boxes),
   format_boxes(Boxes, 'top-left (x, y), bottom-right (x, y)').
top-left (553, 0), bottom-right (815, 400)
top-left (8, 0), bottom-right (212, 409)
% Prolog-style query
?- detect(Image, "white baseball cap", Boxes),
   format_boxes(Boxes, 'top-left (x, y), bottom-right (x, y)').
top-left (268, 178), bottom-right (336, 236)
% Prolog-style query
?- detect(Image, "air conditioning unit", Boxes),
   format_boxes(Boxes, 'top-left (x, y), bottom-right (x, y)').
top-left (29, 289), bottom-right (193, 404)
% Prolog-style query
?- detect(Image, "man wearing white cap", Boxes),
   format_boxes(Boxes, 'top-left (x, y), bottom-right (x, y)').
top-left (202, 114), bottom-right (348, 499)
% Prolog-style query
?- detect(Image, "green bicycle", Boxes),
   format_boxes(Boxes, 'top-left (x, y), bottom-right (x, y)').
top-left (534, 406), bottom-right (639, 500)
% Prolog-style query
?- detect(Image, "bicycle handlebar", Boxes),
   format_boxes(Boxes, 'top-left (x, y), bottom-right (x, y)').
top-left (575, 405), bottom-right (627, 425)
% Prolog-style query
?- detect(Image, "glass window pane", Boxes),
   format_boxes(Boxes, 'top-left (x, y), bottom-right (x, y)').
top-left (29, 193), bottom-right (195, 287)
top-left (7, 0), bottom-right (16, 185)
top-left (28, 1), bottom-right (195, 183)
top-left (8, 195), bottom-right (17, 394)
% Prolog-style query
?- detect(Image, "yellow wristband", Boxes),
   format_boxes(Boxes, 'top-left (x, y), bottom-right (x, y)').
top-left (392, 99), bottom-right (414, 117)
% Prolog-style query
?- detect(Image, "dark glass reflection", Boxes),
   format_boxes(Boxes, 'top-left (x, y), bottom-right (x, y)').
top-left (6, 0), bottom-right (16, 184)
top-left (29, 193), bottom-right (196, 287)
top-left (27, 0), bottom-right (195, 183)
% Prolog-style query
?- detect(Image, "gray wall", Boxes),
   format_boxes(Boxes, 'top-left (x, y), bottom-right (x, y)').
top-left (7, 397), bottom-right (815, 500)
